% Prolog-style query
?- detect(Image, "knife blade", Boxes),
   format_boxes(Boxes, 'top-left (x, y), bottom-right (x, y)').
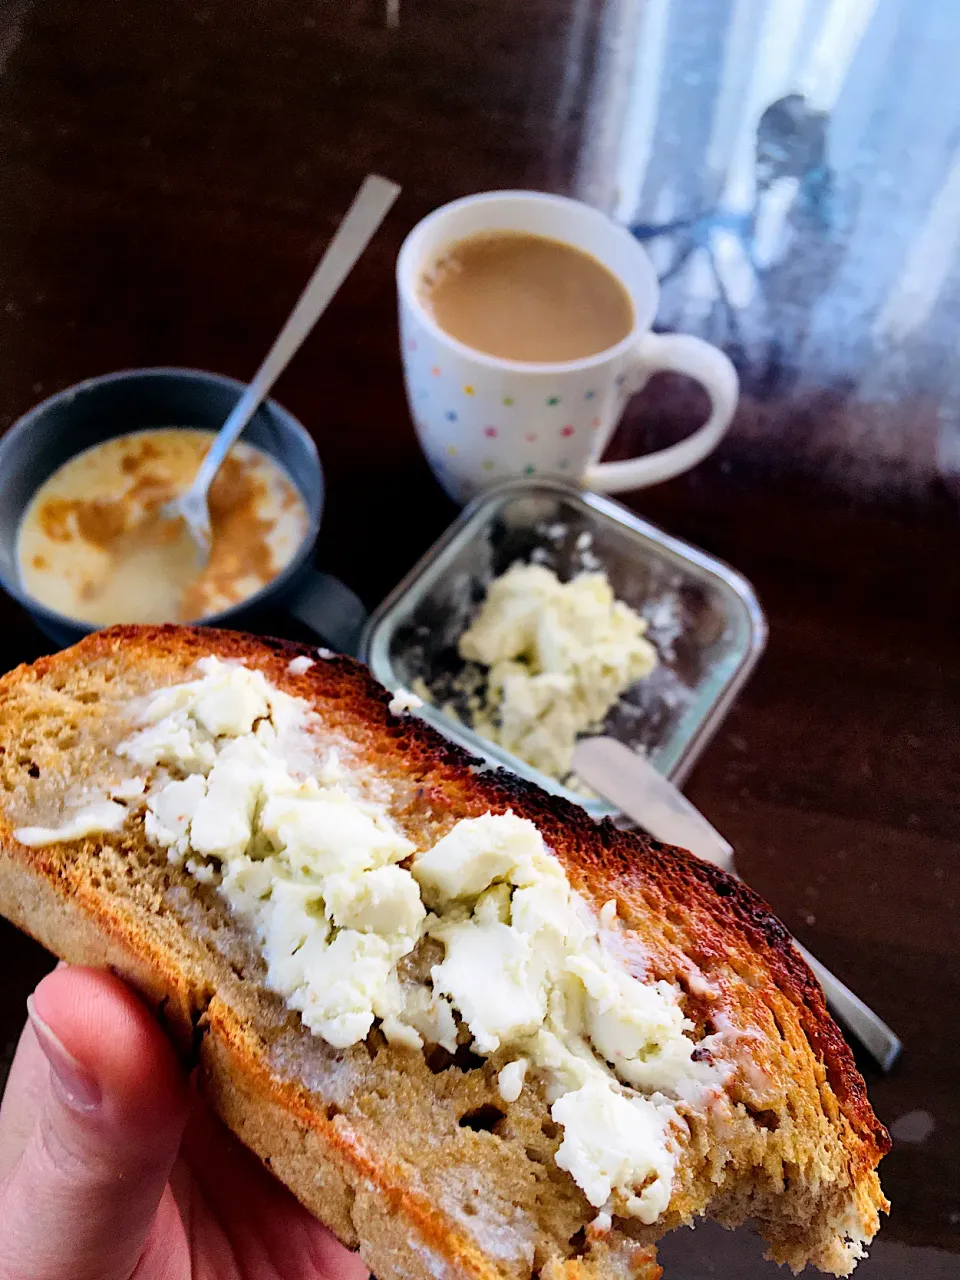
top-left (572, 737), bottom-right (902, 1073)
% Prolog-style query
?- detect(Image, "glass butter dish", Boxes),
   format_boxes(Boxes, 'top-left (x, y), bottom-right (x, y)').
top-left (361, 480), bottom-right (766, 820)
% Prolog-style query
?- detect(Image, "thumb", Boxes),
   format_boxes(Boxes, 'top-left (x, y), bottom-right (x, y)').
top-left (0, 966), bottom-right (189, 1280)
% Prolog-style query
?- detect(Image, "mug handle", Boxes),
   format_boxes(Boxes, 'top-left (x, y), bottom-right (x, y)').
top-left (584, 333), bottom-right (739, 494)
top-left (285, 567), bottom-right (368, 657)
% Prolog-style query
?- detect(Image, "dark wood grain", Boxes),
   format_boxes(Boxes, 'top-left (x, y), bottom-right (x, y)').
top-left (0, 1), bottom-right (957, 1274)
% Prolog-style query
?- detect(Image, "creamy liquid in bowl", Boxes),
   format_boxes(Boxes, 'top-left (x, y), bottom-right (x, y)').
top-left (17, 429), bottom-right (309, 625)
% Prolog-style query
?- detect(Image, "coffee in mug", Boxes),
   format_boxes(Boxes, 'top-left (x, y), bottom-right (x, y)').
top-left (419, 231), bottom-right (634, 363)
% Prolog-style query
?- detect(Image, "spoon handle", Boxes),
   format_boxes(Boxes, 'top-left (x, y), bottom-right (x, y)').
top-left (192, 174), bottom-right (401, 496)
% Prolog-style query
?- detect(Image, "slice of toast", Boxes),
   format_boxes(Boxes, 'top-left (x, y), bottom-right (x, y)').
top-left (0, 625), bottom-right (888, 1279)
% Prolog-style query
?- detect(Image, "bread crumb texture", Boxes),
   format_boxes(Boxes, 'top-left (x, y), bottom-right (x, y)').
top-left (0, 625), bottom-right (888, 1280)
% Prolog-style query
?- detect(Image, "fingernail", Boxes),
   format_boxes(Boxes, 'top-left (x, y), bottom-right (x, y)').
top-left (27, 994), bottom-right (102, 1112)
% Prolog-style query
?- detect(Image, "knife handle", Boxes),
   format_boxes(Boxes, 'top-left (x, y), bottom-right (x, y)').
top-left (793, 941), bottom-right (902, 1073)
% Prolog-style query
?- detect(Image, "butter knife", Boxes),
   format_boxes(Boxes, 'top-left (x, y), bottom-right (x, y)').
top-left (572, 737), bottom-right (902, 1073)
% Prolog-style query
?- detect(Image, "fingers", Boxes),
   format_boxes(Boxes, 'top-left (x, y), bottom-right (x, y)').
top-left (0, 993), bottom-right (54, 1177)
top-left (0, 966), bottom-right (189, 1280)
top-left (175, 1096), bottom-right (369, 1280)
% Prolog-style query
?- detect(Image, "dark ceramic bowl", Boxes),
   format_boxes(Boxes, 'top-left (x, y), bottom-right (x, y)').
top-left (0, 367), bottom-right (366, 652)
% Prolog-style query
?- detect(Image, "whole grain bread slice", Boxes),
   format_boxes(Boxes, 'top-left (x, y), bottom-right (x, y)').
top-left (0, 626), bottom-right (888, 1280)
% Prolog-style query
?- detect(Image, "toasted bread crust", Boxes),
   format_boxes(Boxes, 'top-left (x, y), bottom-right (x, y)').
top-left (0, 625), bottom-right (887, 1278)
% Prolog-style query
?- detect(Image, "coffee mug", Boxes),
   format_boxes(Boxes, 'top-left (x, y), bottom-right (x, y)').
top-left (397, 191), bottom-right (738, 503)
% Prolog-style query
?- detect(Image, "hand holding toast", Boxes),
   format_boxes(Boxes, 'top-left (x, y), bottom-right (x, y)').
top-left (0, 630), bottom-right (890, 1276)
top-left (0, 966), bottom-right (370, 1280)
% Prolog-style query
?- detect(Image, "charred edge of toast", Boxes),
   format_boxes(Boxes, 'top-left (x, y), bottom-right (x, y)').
top-left (7, 623), bottom-right (892, 1172)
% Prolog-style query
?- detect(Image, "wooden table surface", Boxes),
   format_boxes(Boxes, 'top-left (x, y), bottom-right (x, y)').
top-left (0, 2), bottom-right (958, 1275)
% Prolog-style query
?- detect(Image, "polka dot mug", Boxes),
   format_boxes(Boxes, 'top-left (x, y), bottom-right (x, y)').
top-left (397, 191), bottom-right (738, 504)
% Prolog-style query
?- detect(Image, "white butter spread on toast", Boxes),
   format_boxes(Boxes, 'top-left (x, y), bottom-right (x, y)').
top-left (21, 654), bottom-right (729, 1223)
top-left (15, 799), bottom-right (129, 846)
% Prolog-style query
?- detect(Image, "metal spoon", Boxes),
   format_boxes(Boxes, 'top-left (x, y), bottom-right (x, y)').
top-left (572, 736), bottom-right (902, 1073)
top-left (161, 173), bottom-right (401, 562)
